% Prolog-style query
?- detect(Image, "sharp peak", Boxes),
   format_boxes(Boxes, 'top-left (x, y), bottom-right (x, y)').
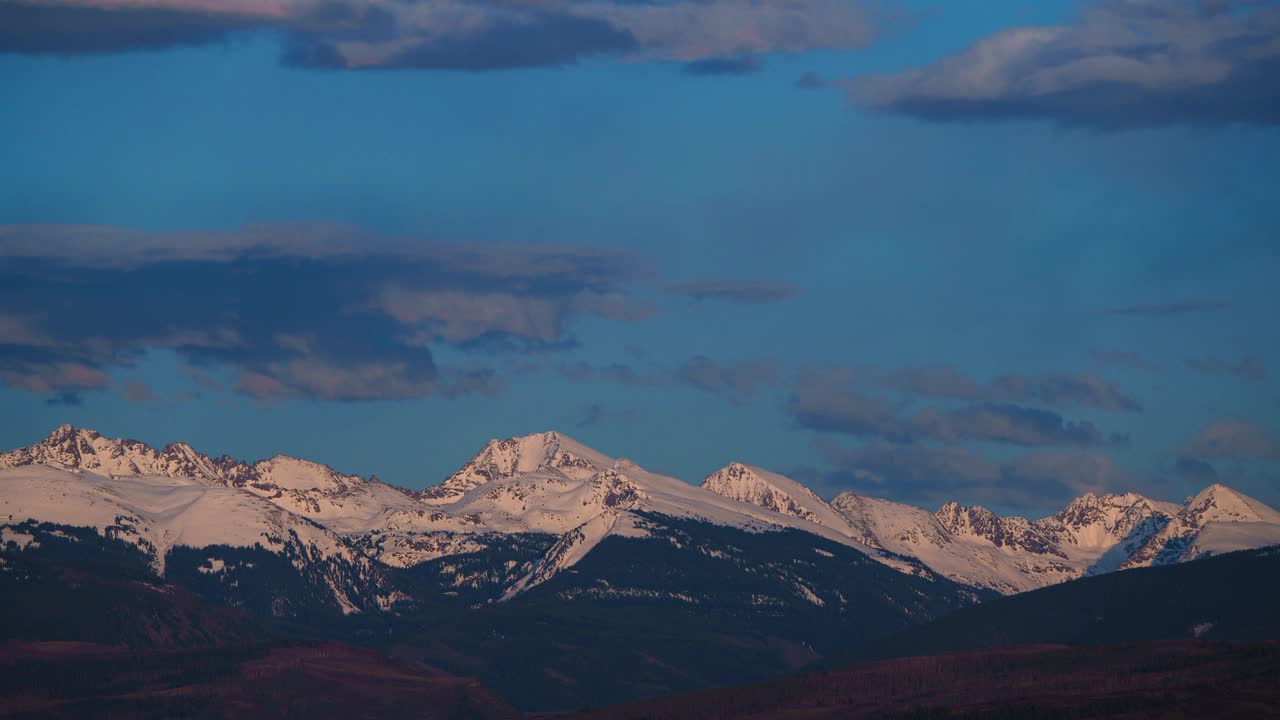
top-left (710, 461), bottom-right (760, 474)
top-left (45, 423), bottom-right (99, 439)
top-left (486, 430), bottom-right (574, 446)
top-left (938, 499), bottom-right (988, 512)
top-left (1189, 483), bottom-right (1253, 503)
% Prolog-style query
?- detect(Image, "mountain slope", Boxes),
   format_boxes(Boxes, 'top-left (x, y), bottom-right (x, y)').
top-left (0, 464), bottom-right (394, 615)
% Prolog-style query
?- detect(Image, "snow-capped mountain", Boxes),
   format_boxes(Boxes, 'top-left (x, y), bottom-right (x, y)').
top-left (0, 424), bottom-right (421, 535)
top-left (0, 464), bottom-right (393, 615)
top-left (693, 457), bottom-right (1280, 594)
top-left (4, 425), bottom-right (1280, 602)
top-left (376, 432), bottom-right (940, 594)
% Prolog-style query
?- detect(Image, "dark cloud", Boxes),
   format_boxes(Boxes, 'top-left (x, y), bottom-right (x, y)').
top-left (45, 391), bottom-right (86, 408)
top-left (671, 356), bottom-right (780, 405)
top-left (1174, 456), bottom-right (1219, 484)
top-left (5, 0), bottom-right (880, 72)
top-left (0, 223), bottom-right (650, 402)
top-left (1179, 418), bottom-right (1280, 460)
top-left (1185, 353), bottom-right (1267, 382)
top-left (795, 71), bottom-right (825, 89)
top-left (843, 0), bottom-right (1280, 129)
top-left (576, 403), bottom-right (640, 428)
top-left (666, 278), bottom-right (799, 305)
top-left (789, 368), bottom-right (1129, 448)
top-left (1105, 301), bottom-right (1233, 316)
top-left (790, 369), bottom-right (912, 440)
top-left (682, 55), bottom-right (762, 76)
top-left (0, 1), bottom-right (267, 55)
top-left (912, 403), bottom-right (1129, 448)
top-left (989, 373), bottom-right (1143, 412)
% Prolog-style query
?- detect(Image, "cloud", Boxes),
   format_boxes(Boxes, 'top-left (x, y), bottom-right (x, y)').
top-left (912, 403), bottom-right (1129, 448)
top-left (1174, 456), bottom-right (1219, 484)
top-left (0, 1), bottom-right (272, 55)
top-left (4, 0), bottom-right (882, 72)
top-left (843, 0), bottom-right (1280, 129)
top-left (671, 356), bottom-right (780, 405)
top-left (1105, 301), bottom-right (1233, 316)
top-left (666, 278), bottom-right (799, 305)
top-left (0, 360), bottom-right (111, 398)
top-left (378, 287), bottom-right (653, 348)
top-left (682, 56), bottom-right (761, 76)
top-left (989, 373), bottom-right (1143, 412)
top-left (851, 365), bottom-right (1143, 412)
top-left (45, 391), bottom-right (86, 407)
top-left (121, 380), bottom-right (158, 403)
top-left (1185, 353), bottom-right (1267, 382)
top-left (561, 356), bottom-right (781, 405)
top-left (798, 363), bottom-right (1141, 409)
top-left (882, 366), bottom-right (982, 401)
top-left (1091, 350), bottom-right (1152, 371)
top-left (790, 369), bottom-right (912, 440)
top-left (789, 368), bottom-right (1130, 448)
top-left (795, 71), bottom-right (825, 89)
top-left (1180, 418), bottom-right (1280, 460)
top-left (576, 403), bottom-right (640, 429)
top-left (814, 439), bottom-right (1131, 510)
top-left (285, 10), bottom-right (638, 71)
top-left (0, 222), bottom-right (650, 402)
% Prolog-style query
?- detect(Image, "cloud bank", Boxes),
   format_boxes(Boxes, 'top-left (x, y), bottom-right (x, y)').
top-left (1, 0), bottom-right (882, 72)
top-left (0, 222), bottom-right (664, 402)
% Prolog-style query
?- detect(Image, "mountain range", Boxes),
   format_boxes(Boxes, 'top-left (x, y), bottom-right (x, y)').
top-left (4, 424), bottom-right (1278, 599)
top-left (4, 424), bottom-right (1280, 710)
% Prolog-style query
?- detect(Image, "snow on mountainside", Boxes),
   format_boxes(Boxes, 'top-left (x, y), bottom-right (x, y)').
top-left (701, 463), bottom-right (850, 530)
top-left (4, 425), bottom-right (1280, 600)
top-left (706, 469), bottom-right (1280, 594)
top-left (1118, 484), bottom-right (1280, 569)
top-left (377, 432), bottom-right (929, 593)
top-left (0, 424), bottom-right (420, 534)
top-left (829, 494), bottom-right (1080, 594)
top-left (0, 464), bottom-right (391, 614)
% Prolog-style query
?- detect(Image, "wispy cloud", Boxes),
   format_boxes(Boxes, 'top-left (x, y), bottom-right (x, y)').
top-left (666, 278), bottom-right (799, 305)
top-left (789, 369), bottom-right (1129, 449)
top-left (561, 356), bottom-right (781, 405)
top-left (1180, 418), bottom-right (1280, 460)
top-left (1186, 353), bottom-right (1267, 383)
top-left (682, 56), bottom-right (762, 76)
top-left (1105, 301), bottom-right (1233, 316)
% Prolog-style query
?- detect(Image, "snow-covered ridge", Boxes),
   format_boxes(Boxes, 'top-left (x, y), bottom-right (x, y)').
top-left (4, 425), bottom-right (1280, 598)
top-left (0, 464), bottom-right (391, 614)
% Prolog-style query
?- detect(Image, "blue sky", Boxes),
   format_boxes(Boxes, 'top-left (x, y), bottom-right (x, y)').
top-left (2, 0), bottom-right (1278, 515)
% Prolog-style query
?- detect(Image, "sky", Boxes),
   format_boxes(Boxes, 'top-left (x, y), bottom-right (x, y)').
top-left (1, 0), bottom-right (1278, 517)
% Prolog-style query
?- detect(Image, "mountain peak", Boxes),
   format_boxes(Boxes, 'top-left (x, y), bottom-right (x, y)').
top-left (701, 463), bottom-right (839, 527)
top-left (420, 430), bottom-right (613, 503)
top-left (1181, 483), bottom-right (1280, 526)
